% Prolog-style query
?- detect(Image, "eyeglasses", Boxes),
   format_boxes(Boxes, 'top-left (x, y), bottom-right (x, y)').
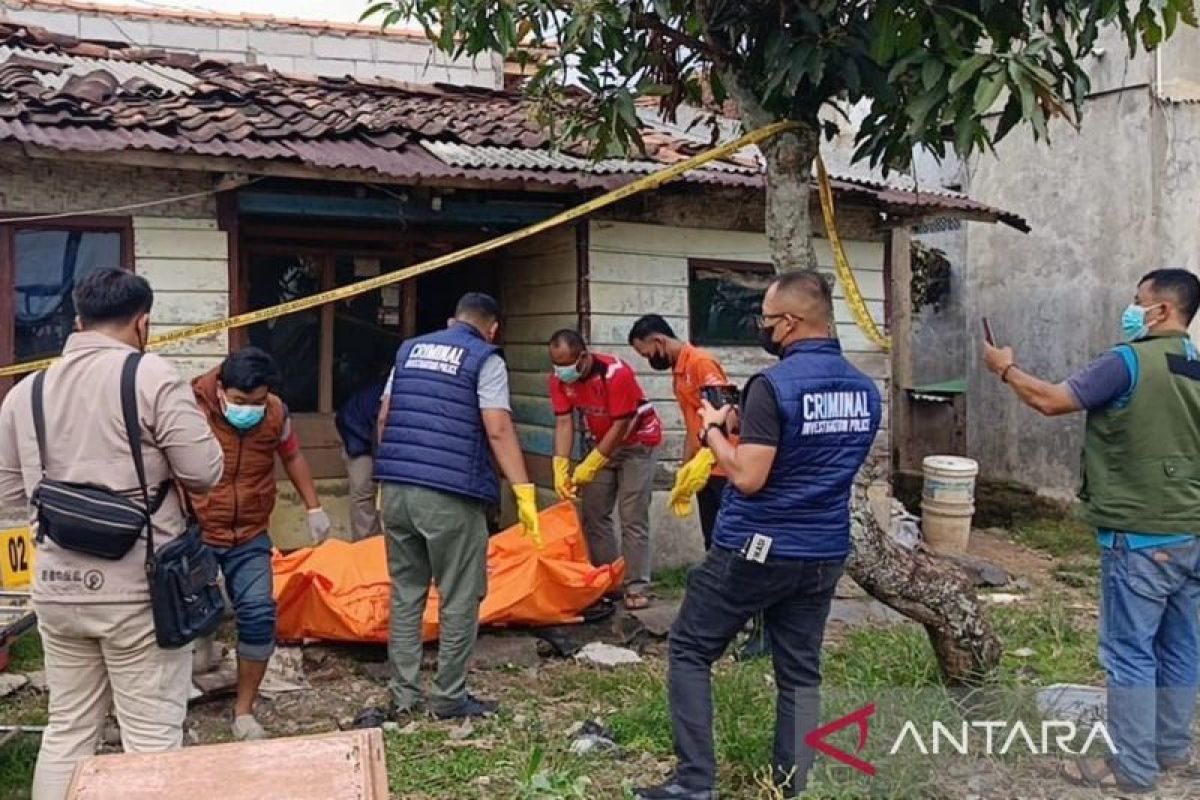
top-left (755, 312), bottom-right (792, 328)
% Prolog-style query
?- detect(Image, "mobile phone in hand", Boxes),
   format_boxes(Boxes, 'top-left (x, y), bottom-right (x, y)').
top-left (701, 385), bottom-right (740, 410)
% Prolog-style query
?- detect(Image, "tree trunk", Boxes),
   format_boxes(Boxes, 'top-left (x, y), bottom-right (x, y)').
top-left (724, 68), bottom-right (1003, 683)
top-left (848, 479), bottom-right (1002, 684)
top-left (759, 126), bottom-right (821, 273)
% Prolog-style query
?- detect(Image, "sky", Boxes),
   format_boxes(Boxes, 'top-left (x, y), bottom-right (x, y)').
top-left (124, 0), bottom-right (372, 23)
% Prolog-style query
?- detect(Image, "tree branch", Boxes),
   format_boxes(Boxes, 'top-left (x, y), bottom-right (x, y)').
top-left (629, 10), bottom-right (718, 60)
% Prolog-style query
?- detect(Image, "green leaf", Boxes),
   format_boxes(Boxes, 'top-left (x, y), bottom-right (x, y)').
top-left (973, 70), bottom-right (1005, 114)
top-left (948, 54), bottom-right (989, 94)
top-left (359, 2), bottom-right (392, 23)
top-left (906, 87), bottom-right (945, 134)
top-left (870, 1), bottom-right (897, 63)
top-left (922, 59), bottom-right (945, 90)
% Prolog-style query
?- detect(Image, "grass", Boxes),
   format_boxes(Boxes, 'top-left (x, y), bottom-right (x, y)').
top-left (0, 630), bottom-right (45, 800)
top-left (1009, 516), bottom-right (1095, 559)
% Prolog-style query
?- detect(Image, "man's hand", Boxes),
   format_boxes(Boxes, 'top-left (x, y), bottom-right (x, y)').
top-left (512, 483), bottom-right (544, 549)
top-left (983, 342), bottom-right (1016, 377)
top-left (572, 449), bottom-right (610, 487)
top-left (307, 508), bottom-right (332, 545)
top-left (552, 456), bottom-right (576, 500)
top-left (699, 399), bottom-right (733, 433)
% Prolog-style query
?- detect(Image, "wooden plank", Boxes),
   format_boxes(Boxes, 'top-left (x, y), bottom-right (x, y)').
top-left (137, 258), bottom-right (229, 292)
top-left (152, 291), bottom-right (228, 326)
top-left (501, 313), bottom-right (578, 345)
top-left (132, 216), bottom-right (220, 231)
top-left (66, 729), bottom-right (388, 800)
top-left (153, 326), bottom-right (228, 358)
top-left (134, 227), bottom-right (227, 260)
top-left (165, 356), bottom-right (223, 380)
top-left (588, 221), bottom-right (772, 261)
top-left (587, 251), bottom-right (689, 286)
top-left (501, 281), bottom-right (577, 316)
top-left (509, 369), bottom-right (552, 399)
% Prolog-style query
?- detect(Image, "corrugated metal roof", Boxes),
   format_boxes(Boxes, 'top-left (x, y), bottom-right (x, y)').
top-left (0, 19), bottom-right (1027, 228)
top-left (421, 140), bottom-right (759, 176)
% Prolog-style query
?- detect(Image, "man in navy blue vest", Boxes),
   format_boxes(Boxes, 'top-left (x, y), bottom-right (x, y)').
top-left (636, 271), bottom-right (882, 800)
top-left (374, 292), bottom-right (541, 720)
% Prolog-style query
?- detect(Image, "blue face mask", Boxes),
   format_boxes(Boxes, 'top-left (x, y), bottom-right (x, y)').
top-left (1121, 304), bottom-right (1153, 342)
top-left (224, 402), bottom-right (266, 431)
top-left (554, 364), bottom-right (582, 384)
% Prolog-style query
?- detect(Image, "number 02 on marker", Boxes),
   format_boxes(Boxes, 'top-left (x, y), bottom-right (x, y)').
top-left (0, 528), bottom-right (33, 588)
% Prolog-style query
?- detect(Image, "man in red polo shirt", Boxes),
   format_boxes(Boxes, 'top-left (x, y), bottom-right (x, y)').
top-left (549, 329), bottom-right (662, 609)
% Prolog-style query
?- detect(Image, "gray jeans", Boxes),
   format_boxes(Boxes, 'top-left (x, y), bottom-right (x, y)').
top-left (580, 445), bottom-right (656, 594)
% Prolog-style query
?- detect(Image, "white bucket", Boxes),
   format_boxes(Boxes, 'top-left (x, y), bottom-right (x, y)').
top-left (921, 456), bottom-right (979, 555)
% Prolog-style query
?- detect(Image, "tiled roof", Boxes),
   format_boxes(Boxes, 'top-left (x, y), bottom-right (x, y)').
top-left (0, 19), bottom-right (1028, 229)
top-left (2, 0), bottom-right (432, 41)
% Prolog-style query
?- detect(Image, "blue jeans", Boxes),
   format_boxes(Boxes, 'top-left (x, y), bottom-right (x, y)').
top-left (1101, 535), bottom-right (1200, 787)
top-left (213, 534), bottom-right (276, 662)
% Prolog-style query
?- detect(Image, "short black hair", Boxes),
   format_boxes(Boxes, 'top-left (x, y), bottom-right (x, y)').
top-left (771, 270), bottom-right (834, 320)
top-left (219, 347), bottom-right (281, 393)
top-left (73, 268), bottom-right (153, 328)
top-left (549, 328), bottom-right (586, 355)
top-left (455, 292), bottom-right (500, 324)
top-left (1141, 269), bottom-right (1200, 322)
top-left (628, 314), bottom-right (677, 344)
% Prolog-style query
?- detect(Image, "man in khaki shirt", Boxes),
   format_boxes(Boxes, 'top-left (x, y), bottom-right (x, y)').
top-left (0, 269), bottom-right (223, 800)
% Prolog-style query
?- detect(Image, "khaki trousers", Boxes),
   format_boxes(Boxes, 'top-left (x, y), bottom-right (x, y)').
top-left (31, 601), bottom-right (192, 800)
top-left (344, 452), bottom-right (382, 541)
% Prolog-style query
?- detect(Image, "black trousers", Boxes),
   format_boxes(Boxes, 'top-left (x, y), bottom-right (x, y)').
top-left (667, 546), bottom-right (843, 792)
top-left (695, 476), bottom-right (727, 551)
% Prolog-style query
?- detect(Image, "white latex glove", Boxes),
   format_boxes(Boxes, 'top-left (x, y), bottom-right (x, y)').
top-left (307, 507), bottom-right (332, 545)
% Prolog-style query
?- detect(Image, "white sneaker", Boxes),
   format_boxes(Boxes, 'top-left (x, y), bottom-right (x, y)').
top-left (231, 714), bottom-right (267, 741)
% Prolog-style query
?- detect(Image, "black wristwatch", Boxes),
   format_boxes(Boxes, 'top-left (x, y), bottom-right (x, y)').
top-left (699, 422), bottom-right (725, 447)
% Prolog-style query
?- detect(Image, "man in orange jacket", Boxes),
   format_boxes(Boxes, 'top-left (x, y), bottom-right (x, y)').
top-left (191, 347), bottom-right (329, 741)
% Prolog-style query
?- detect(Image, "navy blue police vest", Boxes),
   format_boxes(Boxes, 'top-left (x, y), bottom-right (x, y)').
top-left (375, 323), bottom-right (501, 505)
top-left (713, 339), bottom-right (882, 560)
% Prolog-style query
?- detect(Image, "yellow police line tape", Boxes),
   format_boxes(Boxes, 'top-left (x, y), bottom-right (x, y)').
top-left (0, 121), bottom-right (798, 379)
top-left (815, 153), bottom-right (892, 352)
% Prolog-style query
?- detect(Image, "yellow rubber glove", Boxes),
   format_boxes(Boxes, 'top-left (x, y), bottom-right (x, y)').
top-left (553, 456), bottom-right (576, 500)
top-left (670, 449), bottom-right (717, 518)
top-left (512, 483), bottom-right (544, 549)
top-left (572, 449), bottom-right (610, 488)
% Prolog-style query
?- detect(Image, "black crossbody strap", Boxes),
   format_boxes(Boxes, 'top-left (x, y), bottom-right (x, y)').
top-left (31, 371), bottom-right (48, 477)
top-left (119, 352), bottom-right (154, 567)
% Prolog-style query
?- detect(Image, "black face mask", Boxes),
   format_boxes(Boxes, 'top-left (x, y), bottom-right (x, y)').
top-left (649, 350), bottom-right (672, 371)
top-left (759, 324), bottom-right (783, 358)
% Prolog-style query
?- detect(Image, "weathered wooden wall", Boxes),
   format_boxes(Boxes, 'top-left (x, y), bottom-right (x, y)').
top-left (498, 226), bottom-right (579, 477)
top-left (134, 216), bottom-right (230, 379)
top-left (585, 220), bottom-right (890, 469)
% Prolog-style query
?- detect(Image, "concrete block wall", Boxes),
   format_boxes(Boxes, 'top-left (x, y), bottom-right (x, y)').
top-left (0, 1), bottom-right (502, 87)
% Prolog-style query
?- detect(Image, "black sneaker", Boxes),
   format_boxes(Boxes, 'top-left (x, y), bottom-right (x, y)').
top-left (433, 694), bottom-right (499, 720)
top-left (632, 782), bottom-right (718, 800)
top-left (350, 701), bottom-right (423, 729)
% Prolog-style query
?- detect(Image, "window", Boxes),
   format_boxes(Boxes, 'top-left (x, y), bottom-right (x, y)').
top-left (1, 218), bottom-right (132, 367)
top-left (687, 259), bottom-right (774, 346)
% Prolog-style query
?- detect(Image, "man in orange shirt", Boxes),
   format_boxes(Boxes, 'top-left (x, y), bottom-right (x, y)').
top-left (630, 315), bottom-right (770, 659)
top-left (629, 315), bottom-right (730, 549)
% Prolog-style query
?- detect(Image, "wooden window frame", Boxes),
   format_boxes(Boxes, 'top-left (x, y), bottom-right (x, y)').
top-left (238, 243), bottom-right (417, 416)
top-left (0, 215), bottom-right (133, 385)
top-left (686, 257), bottom-right (774, 347)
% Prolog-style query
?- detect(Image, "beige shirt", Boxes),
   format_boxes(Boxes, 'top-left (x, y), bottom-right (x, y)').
top-left (0, 332), bottom-right (223, 603)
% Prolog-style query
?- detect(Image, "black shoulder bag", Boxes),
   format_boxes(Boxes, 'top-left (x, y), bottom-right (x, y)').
top-left (120, 358), bottom-right (225, 650)
top-left (31, 353), bottom-right (158, 559)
